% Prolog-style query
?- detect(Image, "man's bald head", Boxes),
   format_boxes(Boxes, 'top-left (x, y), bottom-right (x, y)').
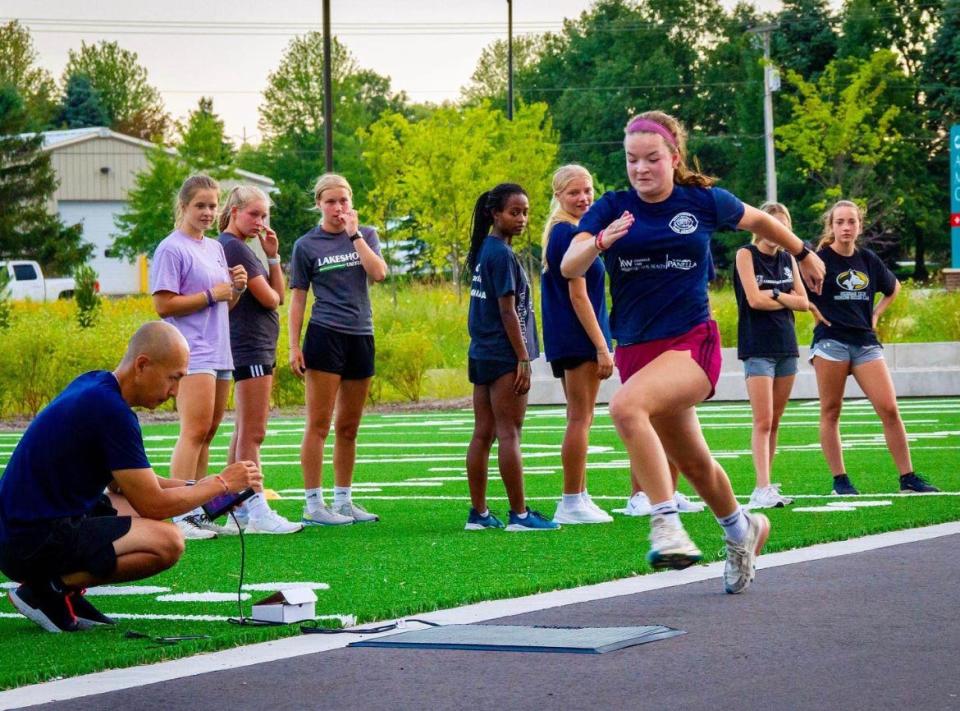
top-left (120, 321), bottom-right (189, 369)
top-left (116, 322), bottom-right (190, 409)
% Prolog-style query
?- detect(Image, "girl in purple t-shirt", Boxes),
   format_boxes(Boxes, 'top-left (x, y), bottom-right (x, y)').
top-left (149, 174), bottom-right (248, 539)
top-left (561, 111), bottom-right (826, 592)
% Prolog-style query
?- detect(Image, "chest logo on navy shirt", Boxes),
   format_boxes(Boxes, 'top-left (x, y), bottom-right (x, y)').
top-left (315, 251), bottom-right (361, 274)
top-left (837, 270), bottom-right (869, 291)
top-left (668, 212), bottom-right (699, 235)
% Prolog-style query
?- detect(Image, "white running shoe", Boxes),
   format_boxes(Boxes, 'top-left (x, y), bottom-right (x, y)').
top-left (553, 498), bottom-right (613, 524)
top-left (624, 492), bottom-right (652, 516)
top-left (245, 509), bottom-right (304, 534)
top-left (302, 505), bottom-right (354, 526)
top-left (747, 484), bottom-right (793, 509)
top-left (195, 513), bottom-right (240, 536)
top-left (723, 512), bottom-right (771, 594)
top-left (646, 515), bottom-right (702, 569)
top-left (674, 491), bottom-right (705, 513)
top-left (175, 515), bottom-right (217, 540)
top-left (580, 494), bottom-right (614, 522)
top-left (332, 501), bottom-right (380, 523)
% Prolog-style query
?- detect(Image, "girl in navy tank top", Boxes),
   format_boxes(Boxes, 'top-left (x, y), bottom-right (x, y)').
top-left (733, 202), bottom-right (808, 509)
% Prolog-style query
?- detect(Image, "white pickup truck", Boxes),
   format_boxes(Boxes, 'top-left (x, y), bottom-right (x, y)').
top-left (0, 260), bottom-right (77, 301)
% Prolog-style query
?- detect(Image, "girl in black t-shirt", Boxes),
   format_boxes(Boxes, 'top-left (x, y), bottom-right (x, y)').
top-left (733, 202), bottom-right (808, 509)
top-left (806, 200), bottom-right (938, 495)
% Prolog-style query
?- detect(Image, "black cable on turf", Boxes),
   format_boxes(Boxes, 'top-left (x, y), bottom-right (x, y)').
top-left (226, 510), bottom-right (278, 627)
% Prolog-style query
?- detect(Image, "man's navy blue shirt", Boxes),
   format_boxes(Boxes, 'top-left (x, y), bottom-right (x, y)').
top-left (0, 371), bottom-right (150, 541)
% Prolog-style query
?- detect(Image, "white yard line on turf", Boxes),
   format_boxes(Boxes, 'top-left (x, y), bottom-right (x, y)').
top-left (2, 521), bottom-right (959, 709)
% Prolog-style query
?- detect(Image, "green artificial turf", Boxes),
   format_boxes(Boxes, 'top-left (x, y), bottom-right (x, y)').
top-left (0, 397), bottom-right (958, 689)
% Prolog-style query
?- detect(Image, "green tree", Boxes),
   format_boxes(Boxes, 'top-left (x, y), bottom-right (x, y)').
top-left (56, 74), bottom-right (110, 129)
top-left (0, 85), bottom-right (92, 273)
top-left (460, 34), bottom-right (544, 108)
top-left (62, 41), bottom-right (168, 140)
top-left (772, 0), bottom-right (839, 80)
top-left (111, 98), bottom-right (235, 260)
top-left (0, 21), bottom-right (57, 130)
top-left (838, 0), bottom-right (943, 77)
top-left (362, 102), bottom-right (557, 297)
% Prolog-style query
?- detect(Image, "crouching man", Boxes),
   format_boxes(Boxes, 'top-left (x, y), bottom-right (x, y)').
top-left (0, 321), bottom-right (262, 632)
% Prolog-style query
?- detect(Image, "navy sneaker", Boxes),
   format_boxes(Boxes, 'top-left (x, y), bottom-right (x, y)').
top-left (69, 590), bottom-right (115, 626)
top-left (8, 584), bottom-right (80, 633)
top-left (464, 508), bottom-right (505, 530)
top-left (899, 473), bottom-right (939, 493)
top-left (831, 474), bottom-right (859, 495)
top-left (506, 508), bottom-right (560, 532)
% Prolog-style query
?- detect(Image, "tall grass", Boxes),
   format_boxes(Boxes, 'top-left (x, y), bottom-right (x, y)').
top-left (0, 282), bottom-right (956, 416)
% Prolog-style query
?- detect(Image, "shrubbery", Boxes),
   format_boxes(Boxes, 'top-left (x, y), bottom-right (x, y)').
top-left (0, 282), bottom-right (957, 418)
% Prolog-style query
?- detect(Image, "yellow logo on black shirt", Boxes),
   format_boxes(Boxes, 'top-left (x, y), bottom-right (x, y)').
top-left (837, 270), bottom-right (869, 291)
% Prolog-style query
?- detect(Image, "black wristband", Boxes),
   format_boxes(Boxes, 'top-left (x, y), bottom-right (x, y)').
top-left (349, 233), bottom-right (361, 242)
top-left (771, 288), bottom-right (781, 301)
top-left (794, 244), bottom-right (811, 262)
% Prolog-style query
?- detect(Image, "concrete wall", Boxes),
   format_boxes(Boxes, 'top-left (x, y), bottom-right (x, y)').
top-left (529, 341), bottom-right (960, 404)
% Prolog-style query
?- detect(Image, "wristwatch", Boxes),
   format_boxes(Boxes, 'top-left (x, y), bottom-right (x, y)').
top-left (771, 288), bottom-right (781, 301)
top-left (794, 244), bottom-right (811, 261)
top-left (349, 233), bottom-right (362, 242)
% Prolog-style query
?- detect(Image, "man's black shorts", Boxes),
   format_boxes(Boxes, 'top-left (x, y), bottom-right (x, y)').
top-left (303, 323), bottom-right (375, 380)
top-left (0, 495), bottom-right (131, 584)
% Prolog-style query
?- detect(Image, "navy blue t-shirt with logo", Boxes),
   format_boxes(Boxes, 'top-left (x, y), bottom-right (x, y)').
top-left (577, 185), bottom-right (745, 344)
top-left (468, 236), bottom-right (539, 363)
top-left (732, 245), bottom-right (799, 360)
top-left (0, 371), bottom-right (150, 541)
top-left (541, 221), bottom-right (611, 362)
top-left (807, 246), bottom-right (896, 347)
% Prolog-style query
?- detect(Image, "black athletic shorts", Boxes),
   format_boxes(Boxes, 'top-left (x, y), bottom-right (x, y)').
top-left (0, 495), bottom-right (131, 585)
top-left (468, 358), bottom-right (517, 385)
top-left (550, 355), bottom-right (596, 379)
top-left (233, 362), bottom-right (276, 382)
top-left (303, 323), bottom-right (375, 380)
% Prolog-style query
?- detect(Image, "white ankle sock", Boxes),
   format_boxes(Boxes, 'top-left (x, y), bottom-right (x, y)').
top-left (245, 492), bottom-right (270, 518)
top-left (717, 506), bottom-right (749, 543)
top-left (305, 487), bottom-right (324, 512)
top-left (333, 486), bottom-right (351, 507)
top-left (562, 493), bottom-right (582, 506)
top-left (650, 499), bottom-right (680, 528)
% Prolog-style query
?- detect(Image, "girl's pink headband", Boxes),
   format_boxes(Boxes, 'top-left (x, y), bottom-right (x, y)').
top-left (625, 118), bottom-right (677, 147)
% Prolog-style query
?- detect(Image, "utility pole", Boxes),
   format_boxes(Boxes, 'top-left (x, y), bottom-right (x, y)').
top-left (323, 0), bottom-right (334, 172)
top-left (748, 23), bottom-right (779, 204)
top-left (507, 0), bottom-right (514, 120)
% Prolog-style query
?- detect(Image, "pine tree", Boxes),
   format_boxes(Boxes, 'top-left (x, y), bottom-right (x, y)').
top-left (56, 74), bottom-right (109, 129)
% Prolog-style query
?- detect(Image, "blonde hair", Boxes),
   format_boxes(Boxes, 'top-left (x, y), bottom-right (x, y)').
top-left (219, 185), bottom-right (272, 233)
top-left (541, 164), bottom-right (593, 269)
top-left (174, 174), bottom-right (219, 228)
top-left (313, 173), bottom-right (353, 203)
top-left (752, 201), bottom-right (793, 249)
top-left (624, 111), bottom-right (715, 188)
top-left (818, 200), bottom-right (863, 250)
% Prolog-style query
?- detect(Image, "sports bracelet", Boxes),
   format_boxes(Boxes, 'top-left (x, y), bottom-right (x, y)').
top-left (204, 288), bottom-right (214, 307)
top-left (794, 244), bottom-right (811, 261)
top-left (215, 475), bottom-right (229, 493)
top-left (267, 257), bottom-right (280, 265)
top-left (595, 230), bottom-right (607, 252)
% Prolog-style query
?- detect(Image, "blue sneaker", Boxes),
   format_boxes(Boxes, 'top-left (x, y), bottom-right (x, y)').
top-left (899, 473), bottom-right (939, 493)
top-left (506, 508), bottom-right (560, 532)
top-left (831, 474), bottom-right (859, 496)
top-left (464, 508), bottom-right (505, 530)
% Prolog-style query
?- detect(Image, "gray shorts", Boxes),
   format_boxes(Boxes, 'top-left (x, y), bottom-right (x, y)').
top-left (187, 368), bottom-right (233, 380)
top-left (809, 339), bottom-right (883, 367)
top-left (743, 356), bottom-right (799, 379)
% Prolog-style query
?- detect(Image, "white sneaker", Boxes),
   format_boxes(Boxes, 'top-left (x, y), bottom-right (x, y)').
top-left (646, 515), bottom-right (702, 569)
top-left (553, 498), bottom-right (613, 524)
top-left (302, 505), bottom-right (354, 526)
top-left (245, 509), bottom-right (304, 534)
top-left (747, 484), bottom-right (793, 509)
top-left (175, 515), bottom-right (217, 540)
top-left (332, 501), bottom-right (379, 523)
top-left (675, 491), bottom-right (705, 513)
top-left (580, 494), bottom-right (614, 522)
top-left (724, 512), bottom-right (770, 594)
top-left (624, 492), bottom-right (652, 516)
top-left (196, 513), bottom-right (240, 536)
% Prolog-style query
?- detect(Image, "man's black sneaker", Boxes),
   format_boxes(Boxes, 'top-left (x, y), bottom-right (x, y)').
top-left (69, 590), bottom-right (115, 626)
top-left (831, 474), bottom-right (860, 495)
top-left (8, 584), bottom-right (80, 633)
top-left (900, 473), bottom-right (940, 493)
